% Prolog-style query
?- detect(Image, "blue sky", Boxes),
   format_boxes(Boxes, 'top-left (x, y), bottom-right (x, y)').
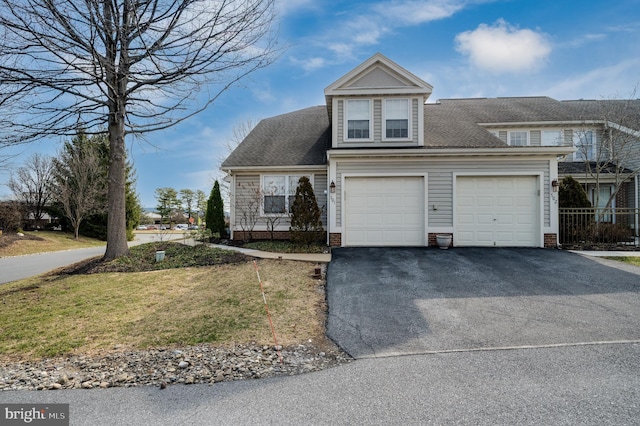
top-left (1, 0), bottom-right (639, 208)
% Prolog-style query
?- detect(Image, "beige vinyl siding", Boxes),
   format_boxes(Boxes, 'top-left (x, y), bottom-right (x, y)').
top-left (373, 99), bottom-right (382, 141)
top-left (335, 159), bottom-right (551, 228)
top-left (233, 174), bottom-right (263, 229)
top-left (412, 98), bottom-right (419, 141)
top-left (233, 172), bottom-right (328, 231)
top-left (313, 173), bottom-right (328, 227)
top-left (428, 171), bottom-right (453, 226)
top-left (530, 130), bottom-right (541, 147)
top-left (498, 131), bottom-right (507, 143)
top-left (563, 129), bottom-right (573, 147)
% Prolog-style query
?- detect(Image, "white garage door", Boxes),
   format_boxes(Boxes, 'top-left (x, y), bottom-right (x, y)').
top-left (345, 177), bottom-right (424, 246)
top-left (456, 176), bottom-right (539, 247)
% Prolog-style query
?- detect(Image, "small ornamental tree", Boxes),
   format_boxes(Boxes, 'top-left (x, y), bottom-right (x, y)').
top-left (289, 176), bottom-right (324, 245)
top-left (207, 181), bottom-right (226, 238)
top-left (559, 176), bottom-right (591, 208)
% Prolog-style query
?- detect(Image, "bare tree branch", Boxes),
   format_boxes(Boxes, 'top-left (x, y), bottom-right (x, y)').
top-left (0, 0), bottom-right (279, 259)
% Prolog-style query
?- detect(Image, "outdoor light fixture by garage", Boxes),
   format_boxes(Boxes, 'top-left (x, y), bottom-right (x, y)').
top-left (330, 180), bottom-right (336, 193)
top-left (551, 179), bottom-right (559, 192)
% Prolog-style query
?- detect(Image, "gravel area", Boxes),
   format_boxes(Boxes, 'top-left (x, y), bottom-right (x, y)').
top-left (0, 342), bottom-right (352, 391)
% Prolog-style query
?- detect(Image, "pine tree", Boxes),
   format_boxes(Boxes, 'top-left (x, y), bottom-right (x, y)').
top-left (289, 176), bottom-right (324, 245)
top-left (206, 180), bottom-right (226, 237)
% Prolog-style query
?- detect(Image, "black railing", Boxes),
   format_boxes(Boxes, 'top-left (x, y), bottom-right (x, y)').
top-left (559, 208), bottom-right (639, 247)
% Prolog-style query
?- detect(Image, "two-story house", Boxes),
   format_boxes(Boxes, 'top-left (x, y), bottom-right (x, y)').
top-left (222, 53), bottom-right (639, 248)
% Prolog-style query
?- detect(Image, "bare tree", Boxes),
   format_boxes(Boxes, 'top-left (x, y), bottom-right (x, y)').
top-left (0, 200), bottom-right (24, 233)
top-left (7, 153), bottom-right (54, 228)
top-left (52, 137), bottom-right (108, 239)
top-left (573, 91), bottom-right (640, 211)
top-left (236, 182), bottom-right (261, 242)
top-left (217, 118), bottom-right (257, 198)
top-left (0, 1), bottom-right (278, 259)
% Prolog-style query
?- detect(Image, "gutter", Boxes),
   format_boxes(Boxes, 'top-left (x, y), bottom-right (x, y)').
top-left (327, 146), bottom-right (575, 159)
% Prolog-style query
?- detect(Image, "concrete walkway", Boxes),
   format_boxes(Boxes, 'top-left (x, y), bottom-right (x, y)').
top-left (208, 243), bottom-right (331, 262)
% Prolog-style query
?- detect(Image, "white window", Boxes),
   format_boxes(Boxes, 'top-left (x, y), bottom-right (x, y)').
top-left (574, 130), bottom-right (595, 161)
top-left (384, 99), bottom-right (409, 139)
top-left (590, 184), bottom-right (614, 222)
top-left (345, 99), bottom-right (371, 139)
top-left (509, 131), bottom-right (529, 146)
top-left (262, 175), bottom-right (310, 214)
top-left (542, 130), bottom-right (563, 146)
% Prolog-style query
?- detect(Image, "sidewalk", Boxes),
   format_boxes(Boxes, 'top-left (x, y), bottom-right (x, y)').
top-left (209, 243), bottom-right (332, 263)
top-left (570, 250), bottom-right (640, 257)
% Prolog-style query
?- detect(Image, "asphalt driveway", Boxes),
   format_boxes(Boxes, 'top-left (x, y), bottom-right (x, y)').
top-left (326, 247), bottom-right (640, 358)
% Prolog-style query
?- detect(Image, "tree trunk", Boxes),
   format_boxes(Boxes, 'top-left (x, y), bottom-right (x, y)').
top-left (103, 1), bottom-right (130, 261)
top-left (104, 120), bottom-right (129, 260)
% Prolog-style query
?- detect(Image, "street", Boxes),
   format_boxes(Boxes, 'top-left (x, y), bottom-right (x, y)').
top-left (0, 232), bottom-right (186, 284)
top-left (1, 343), bottom-right (638, 425)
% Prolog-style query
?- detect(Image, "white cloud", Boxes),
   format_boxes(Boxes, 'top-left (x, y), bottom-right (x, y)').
top-left (455, 19), bottom-right (551, 73)
top-left (545, 59), bottom-right (640, 99)
top-left (276, 0), bottom-right (317, 16)
top-left (289, 56), bottom-right (327, 72)
top-left (289, 0), bottom-right (472, 71)
top-left (561, 33), bottom-right (606, 48)
top-left (373, 0), bottom-right (465, 25)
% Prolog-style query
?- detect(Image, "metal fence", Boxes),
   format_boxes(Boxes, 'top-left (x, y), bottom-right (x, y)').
top-left (559, 208), bottom-right (639, 247)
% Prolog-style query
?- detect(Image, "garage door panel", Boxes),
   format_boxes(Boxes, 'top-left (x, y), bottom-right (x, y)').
top-left (346, 177), bottom-right (424, 246)
top-left (456, 176), bottom-right (538, 247)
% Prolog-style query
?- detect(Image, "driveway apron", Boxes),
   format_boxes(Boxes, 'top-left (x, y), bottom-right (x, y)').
top-left (326, 247), bottom-right (640, 358)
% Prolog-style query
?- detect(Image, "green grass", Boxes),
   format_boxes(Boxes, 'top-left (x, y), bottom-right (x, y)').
top-left (0, 231), bottom-right (104, 257)
top-left (605, 256), bottom-right (640, 267)
top-left (0, 243), bottom-right (327, 360)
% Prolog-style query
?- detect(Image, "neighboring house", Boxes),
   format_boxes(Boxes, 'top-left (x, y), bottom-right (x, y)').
top-left (555, 100), bottom-right (640, 219)
top-left (222, 53), bottom-right (639, 248)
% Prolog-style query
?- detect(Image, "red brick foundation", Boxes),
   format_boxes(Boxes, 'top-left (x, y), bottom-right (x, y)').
top-left (544, 233), bottom-right (558, 248)
top-left (232, 230), bottom-right (291, 241)
top-left (329, 233), bottom-right (342, 247)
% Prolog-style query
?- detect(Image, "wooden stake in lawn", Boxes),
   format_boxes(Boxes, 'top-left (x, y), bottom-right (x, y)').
top-left (253, 260), bottom-right (283, 363)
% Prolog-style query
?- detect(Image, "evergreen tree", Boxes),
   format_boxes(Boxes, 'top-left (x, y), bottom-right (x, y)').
top-left (206, 180), bottom-right (226, 237)
top-left (289, 176), bottom-right (324, 245)
top-left (559, 176), bottom-right (591, 208)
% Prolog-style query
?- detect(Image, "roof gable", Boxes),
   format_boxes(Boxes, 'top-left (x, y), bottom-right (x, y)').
top-left (324, 53), bottom-right (433, 98)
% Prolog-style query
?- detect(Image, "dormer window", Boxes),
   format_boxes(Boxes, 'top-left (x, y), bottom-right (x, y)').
top-left (384, 99), bottom-right (410, 139)
top-left (346, 99), bottom-right (371, 139)
top-left (508, 131), bottom-right (529, 146)
top-left (574, 129), bottom-right (595, 161)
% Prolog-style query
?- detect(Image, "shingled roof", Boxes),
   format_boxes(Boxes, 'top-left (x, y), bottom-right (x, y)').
top-left (222, 106), bottom-right (330, 168)
top-left (222, 97), bottom-right (640, 167)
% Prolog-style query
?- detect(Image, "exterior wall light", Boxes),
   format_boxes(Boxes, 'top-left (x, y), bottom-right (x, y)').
top-left (330, 180), bottom-right (336, 193)
top-left (551, 179), bottom-right (559, 192)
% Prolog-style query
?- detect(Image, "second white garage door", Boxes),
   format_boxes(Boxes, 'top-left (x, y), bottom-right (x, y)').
top-left (345, 177), bottom-right (424, 246)
top-left (456, 176), bottom-right (539, 247)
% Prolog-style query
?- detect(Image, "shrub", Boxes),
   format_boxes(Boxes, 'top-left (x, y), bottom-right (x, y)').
top-left (559, 176), bottom-right (591, 208)
top-left (289, 176), bottom-right (324, 246)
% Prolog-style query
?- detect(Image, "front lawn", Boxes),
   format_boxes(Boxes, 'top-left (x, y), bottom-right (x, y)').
top-left (0, 243), bottom-right (328, 360)
top-left (0, 231), bottom-right (105, 257)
